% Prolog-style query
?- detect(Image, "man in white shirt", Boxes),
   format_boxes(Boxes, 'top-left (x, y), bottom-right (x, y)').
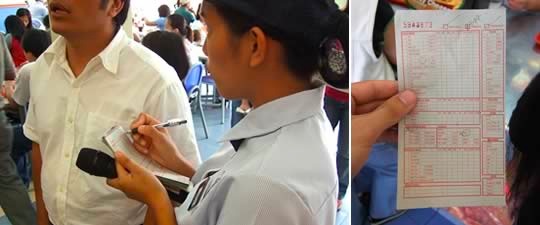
top-left (23, 0), bottom-right (201, 225)
top-left (351, 0), bottom-right (395, 82)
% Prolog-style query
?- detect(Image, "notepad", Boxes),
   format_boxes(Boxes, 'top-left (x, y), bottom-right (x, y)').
top-left (103, 125), bottom-right (191, 192)
top-left (395, 9), bottom-right (506, 209)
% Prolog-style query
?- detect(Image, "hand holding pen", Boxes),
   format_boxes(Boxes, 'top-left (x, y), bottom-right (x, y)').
top-left (129, 118), bottom-right (187, 135)
top-left (129, 113), bottom-right (194, 176)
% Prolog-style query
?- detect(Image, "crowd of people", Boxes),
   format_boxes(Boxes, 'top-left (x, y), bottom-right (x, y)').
top-left (0, 0), bottom-right (349, 225)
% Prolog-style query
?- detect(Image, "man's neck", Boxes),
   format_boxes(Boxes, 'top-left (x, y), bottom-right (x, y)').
top-left (64, 26), bottom-right (116, 77)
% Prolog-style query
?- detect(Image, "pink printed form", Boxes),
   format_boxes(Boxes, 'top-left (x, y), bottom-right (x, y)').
top-left (395, 9), bottom-right (506, 209)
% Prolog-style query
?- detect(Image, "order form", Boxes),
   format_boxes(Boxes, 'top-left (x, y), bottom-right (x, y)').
top-left (396, 9), bottom-right (506, 209)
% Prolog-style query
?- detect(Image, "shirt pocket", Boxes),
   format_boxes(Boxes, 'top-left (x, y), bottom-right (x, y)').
top-left (77, 112), bottom-right (133, 205)
top-left (32, 97), bottom-right (67, 142)
top-left (81, 112), bottom-right (131, 153)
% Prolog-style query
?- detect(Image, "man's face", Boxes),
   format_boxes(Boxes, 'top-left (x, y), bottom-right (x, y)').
top-left (48, 0), bottom-right (114, 36)
top-left (19, 15), bottom-right (29, 27)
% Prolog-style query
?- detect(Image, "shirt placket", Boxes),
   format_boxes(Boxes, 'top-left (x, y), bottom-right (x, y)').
top-left (56, 67), bottom-right (82, 223)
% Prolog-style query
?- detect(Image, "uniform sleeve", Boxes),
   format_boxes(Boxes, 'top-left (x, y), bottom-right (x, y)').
top-left (1, 35), bottom-right (16, 81)
top-left (216, 175), bottom-right (317, 225)
top-left (23, 86), bottom-right (39, 143)
top-left (23, 62), bottom-right (42, 143)
top-left (144, 77), bottom-right (201, 167)
top-left (13, 64), bottom-right (32, 106)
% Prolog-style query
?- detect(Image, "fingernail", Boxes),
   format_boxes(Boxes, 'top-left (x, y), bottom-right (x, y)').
top-left (398, 90), bottom-right (416, 105)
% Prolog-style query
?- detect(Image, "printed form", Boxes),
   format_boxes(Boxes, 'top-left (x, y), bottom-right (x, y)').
top-left (396, 9), bottom-right (506, 209)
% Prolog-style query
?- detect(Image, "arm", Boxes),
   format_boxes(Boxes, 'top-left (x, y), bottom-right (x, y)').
top-left (146, 195), bottom-right (177, 225)
top-left (4, 80), bottom-right (19, 109)
top-left (145, 19), bottom-right (158, 26)
top-left (106, 152), bottom-right (178, 225)
top-left (1, 35), bottom-right (16, 81)
top-left (215, 175), bottom-right (317, 225)
top-left (32, 143), bottom-right (50, 225)
top-left (130, 113), bottom-right (196, 178)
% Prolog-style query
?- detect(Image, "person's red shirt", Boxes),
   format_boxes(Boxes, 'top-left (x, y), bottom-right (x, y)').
top-left (10, 38), bottom-right (27, 68)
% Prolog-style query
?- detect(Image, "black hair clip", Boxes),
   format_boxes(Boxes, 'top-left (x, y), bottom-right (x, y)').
top-left (320, 38), bottom-right (348, 89)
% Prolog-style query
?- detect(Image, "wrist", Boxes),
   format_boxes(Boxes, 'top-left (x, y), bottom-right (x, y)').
top-left (148, 189), bottom-right (172, 211)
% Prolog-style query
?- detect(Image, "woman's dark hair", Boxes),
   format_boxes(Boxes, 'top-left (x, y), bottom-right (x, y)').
top-left (158, 5), bottom-right (171, 18)
top-left (100, 0), bottom-right (131, 28)
top-left (16, 8), bottom-right (32, 29)
top-left (510, 151), bottom-right (540, 225)
top-left (142, 31), bottom-right (190, 81)
top-left (509, 72), bottom-right (540, 225)
top-left (167, 14), bottom-right (193, 42)
top-left (22, 29), bottom-right (51, 58)
top-left (5, 15), bottom-right (26, 40)
top-left (206, 0), bottom-right (348, 85)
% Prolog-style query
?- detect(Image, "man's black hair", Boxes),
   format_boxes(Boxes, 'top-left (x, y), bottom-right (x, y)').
top-left (99, 0), bottom-right (131, 28)
top-left (22, 29), bottom-right (51, 58)
top-left (158, 5), bottom-right (171, 18)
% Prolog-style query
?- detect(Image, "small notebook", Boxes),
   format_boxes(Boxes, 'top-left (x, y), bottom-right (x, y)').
top-left (102, 125), bottom-right (191, 192)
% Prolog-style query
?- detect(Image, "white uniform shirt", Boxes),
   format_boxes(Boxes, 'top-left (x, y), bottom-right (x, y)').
top-left (13, 62), bottom-right (34, 106)
top-left (351, 0), bottom-right (395, 82)
top-left (23, 30), bottom-right (201, 225)
top-left (175, 87), bottom-right (338, 225)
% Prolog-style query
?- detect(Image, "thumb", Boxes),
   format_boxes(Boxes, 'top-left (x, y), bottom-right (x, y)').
top-left (367, 90), bottom-right (417, 135)
top-left (114, 151), bottom-right (141, 173)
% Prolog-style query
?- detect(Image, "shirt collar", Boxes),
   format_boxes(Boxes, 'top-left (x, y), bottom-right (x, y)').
top-left (221, 86), bottom-right (326, 149)
top-left (43, 30), bottom-right (129, 76)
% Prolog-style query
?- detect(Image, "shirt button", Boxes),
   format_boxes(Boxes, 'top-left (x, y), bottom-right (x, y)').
top-left (64, 153), bottom-right (70, 158)
top-left (68, 118), bottom-right (74, 123)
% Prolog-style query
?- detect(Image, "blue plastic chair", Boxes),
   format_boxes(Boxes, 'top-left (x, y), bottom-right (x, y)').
top-left (201, 74), bottom-right (226, 124)
top-left (183, 63), bottom-right (209, 139)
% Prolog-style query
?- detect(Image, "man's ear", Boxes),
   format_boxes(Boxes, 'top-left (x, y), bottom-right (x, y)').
top-left (247, 27), bottom-right (267, 68)
top-left (108, 0), bottom-right (125, 19)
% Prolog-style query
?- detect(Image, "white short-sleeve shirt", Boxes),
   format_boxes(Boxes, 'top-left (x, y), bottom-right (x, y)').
top-left (23, 30), bottom-right (201, 225)
top-left (351, 0), bottom-right (395, 82)
top-left (13, 62), bottom-right (34, 106)
top-left (175, 87), bottom-right (338, 225)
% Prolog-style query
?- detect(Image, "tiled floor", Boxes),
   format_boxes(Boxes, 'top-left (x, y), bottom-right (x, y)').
top-left (0, 103), bottom-right (350, 225)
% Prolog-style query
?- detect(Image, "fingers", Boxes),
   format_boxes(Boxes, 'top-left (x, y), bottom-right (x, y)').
top-left (133, 141), bottom-right (149, 155)
top-left (354, 100), bottom-right (385, 115)
top-left (115, 151), bottom-right (141, 174)
top-left (106, 152), bottom-right (130, 189)
top-left (137, 125), bottom-right (167, 141)
top-left (130, 113), bottom-right (161, 129)
top-left (351, 81), bottom-right (399, 105)
top-left (365, 90), bottom-right (417, 136)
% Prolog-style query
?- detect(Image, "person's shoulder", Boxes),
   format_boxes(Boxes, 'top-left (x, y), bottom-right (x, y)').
top-left (122, 40), bottom-right (179, 82)
top-left (275, 112), bottom-right (335, 151)
top-left (18, 62), bottom-right (35, 76)
top-left (257, 112), bottom-right (336, 180)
